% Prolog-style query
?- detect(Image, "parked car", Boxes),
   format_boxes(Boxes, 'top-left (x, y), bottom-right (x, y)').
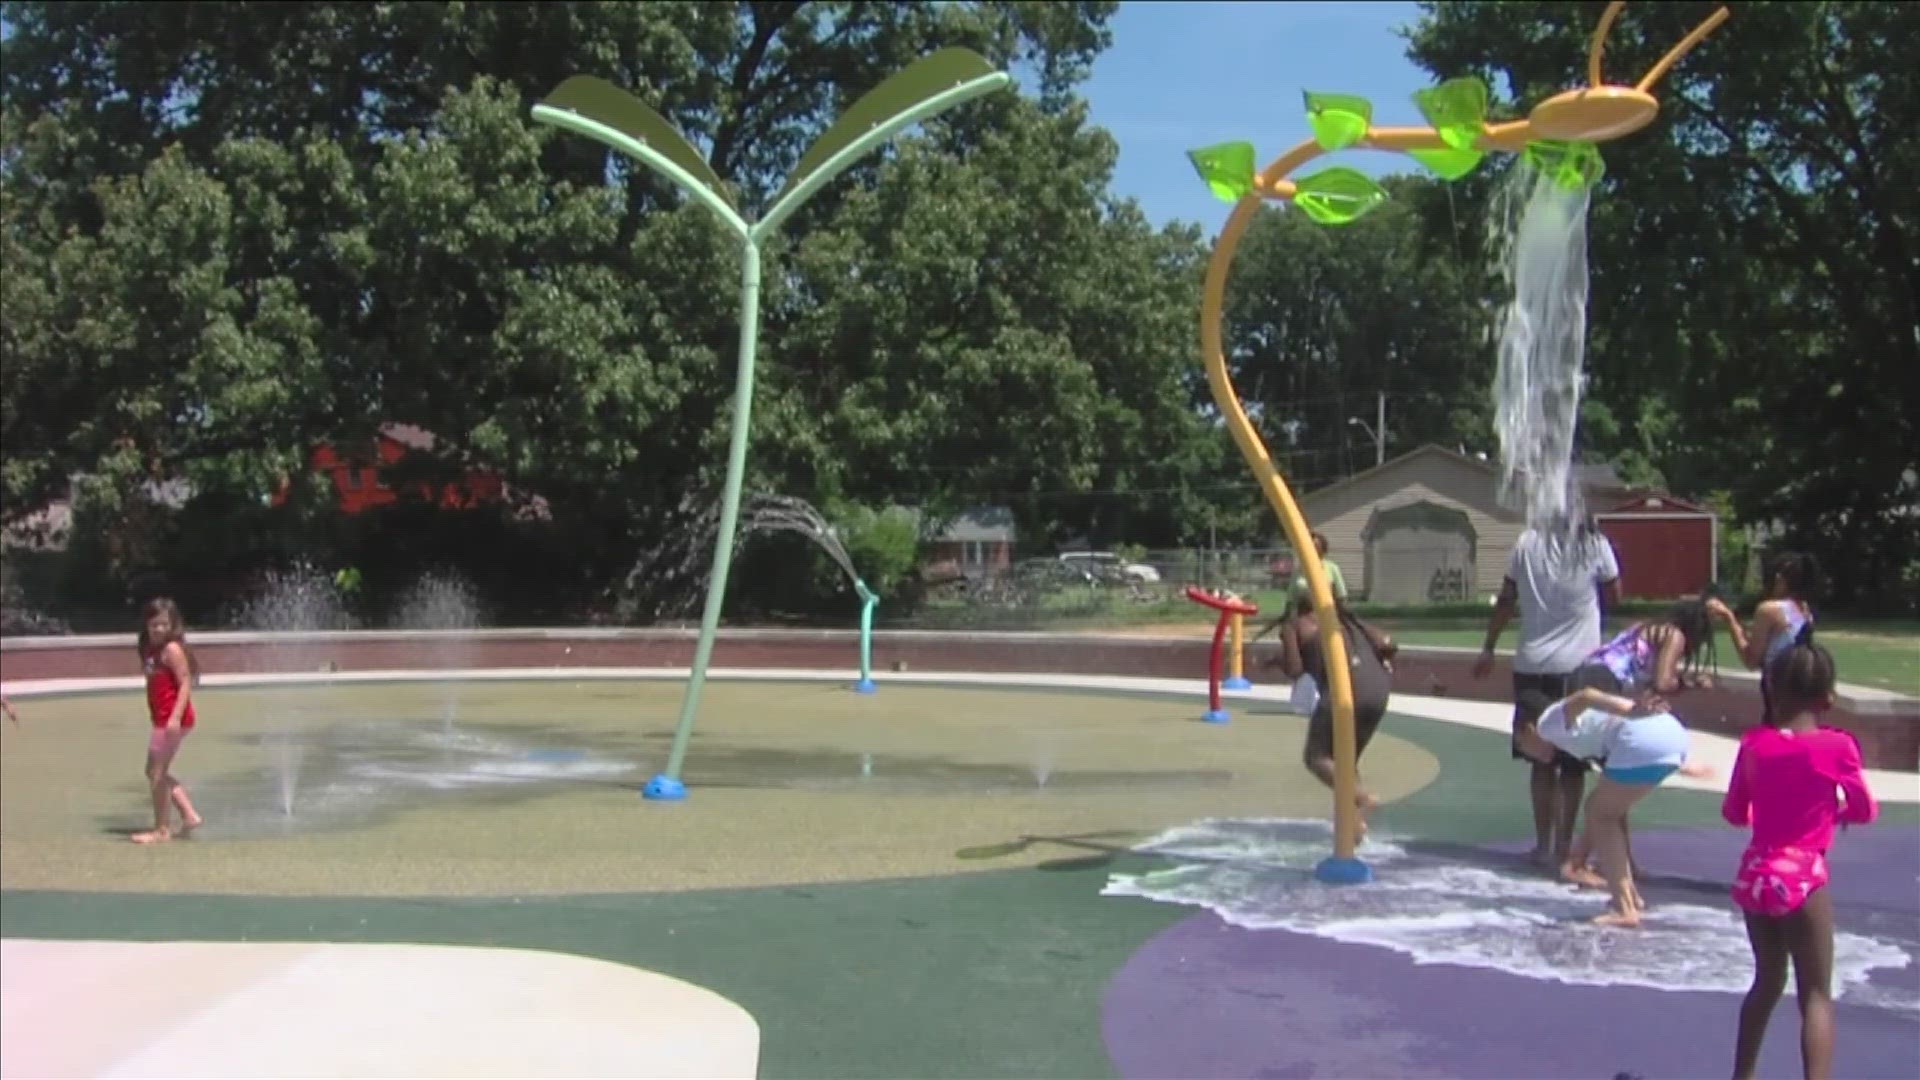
top-left (1058, 551), bottom-right (1161, 584)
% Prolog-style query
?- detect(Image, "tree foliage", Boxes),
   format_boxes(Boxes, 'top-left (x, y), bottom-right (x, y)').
top-left (1, 0), bottom-right (1229, 621)
top-left (1222, 178), bottom-right (1490, 492)
top-left (1403, 0), bottom-right (1919, 609)
top-left (4, 0), bottom-right (1913, 619)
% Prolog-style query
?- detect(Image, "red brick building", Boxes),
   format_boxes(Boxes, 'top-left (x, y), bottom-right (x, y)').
top-left (278, 424), bottom-right (507, 515)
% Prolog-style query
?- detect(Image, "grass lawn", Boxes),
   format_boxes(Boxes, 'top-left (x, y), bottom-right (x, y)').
top-left (907, 593), bottom-right (1918, 696)
top-left (1381, 624), bottom-right (1917, 696)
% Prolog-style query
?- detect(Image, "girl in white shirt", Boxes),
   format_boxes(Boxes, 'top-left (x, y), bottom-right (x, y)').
top-left (1517, 687), bottom-right (1712, 927)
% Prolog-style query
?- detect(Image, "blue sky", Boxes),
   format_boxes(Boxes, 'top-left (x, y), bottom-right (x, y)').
top-left (1077, 1), bottom-right (1437, 230)
top-left (0, 4), bottom-right (1437, 235)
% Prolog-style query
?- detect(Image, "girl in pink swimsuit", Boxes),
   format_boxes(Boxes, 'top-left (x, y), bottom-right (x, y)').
top-left (1722, 625), bottom-right (1876, 1080)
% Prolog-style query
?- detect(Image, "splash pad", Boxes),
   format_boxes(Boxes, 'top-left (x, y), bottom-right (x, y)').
top-left (1190, 0), bottom-right (1731, 880)
top-left (3, 642), bottom-right (1911, 1076)
top-left (0, 676), bottom-right (1441, 896)
top-left (1104, 818), bottom-right (1914, 1011)
top-left (1100, 818), bottom-right (1919, 1079)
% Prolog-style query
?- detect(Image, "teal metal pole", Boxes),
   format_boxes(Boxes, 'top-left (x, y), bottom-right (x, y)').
top-left (533, 56), bottom-right (1011, 800)
top-left (854, 580), bottom-right (878, 694)
top-left (647, 239), bottom-right (762, 797)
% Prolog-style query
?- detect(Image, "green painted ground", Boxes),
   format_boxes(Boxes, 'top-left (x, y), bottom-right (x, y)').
top-left (4, 687), bottom-right (1912, 1078)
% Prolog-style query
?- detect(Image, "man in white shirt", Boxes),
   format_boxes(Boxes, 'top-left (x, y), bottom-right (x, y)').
top-left (1473, 522), bottom-right (1622, 868)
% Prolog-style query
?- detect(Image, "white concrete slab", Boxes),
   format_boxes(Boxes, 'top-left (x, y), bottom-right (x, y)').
top-left (0, 940), bottom-right (758, 1079)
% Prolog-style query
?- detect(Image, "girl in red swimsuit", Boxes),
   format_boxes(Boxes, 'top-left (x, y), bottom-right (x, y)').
top-left (133, 597), bottom-right (204, 844)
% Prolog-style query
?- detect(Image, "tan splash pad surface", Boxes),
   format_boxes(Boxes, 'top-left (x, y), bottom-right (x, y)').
top-left (0, 680), bottom-right (1437, 896)
top-left (0, 939), bottom-right (759, 1078)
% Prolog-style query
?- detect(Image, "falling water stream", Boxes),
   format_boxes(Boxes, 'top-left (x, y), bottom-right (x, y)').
top-left (1489, 157), bottom-right (1593, 531)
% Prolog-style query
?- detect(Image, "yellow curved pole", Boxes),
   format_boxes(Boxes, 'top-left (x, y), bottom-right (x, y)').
top-left (1638, 7), bottom-right (1732, 94)
top-left (1589, 1), bottom-right (1628, 88)
top-left (1195, 2), bottom-right (1729, 874)
top-left (1200, 138), bottom-right (1365, 862)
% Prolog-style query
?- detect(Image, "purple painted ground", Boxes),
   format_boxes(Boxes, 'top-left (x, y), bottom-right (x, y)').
top-left (1483, 824), bottom-right (1920, 925)
top-left (1103, 828), bottom-right (1920, 1080)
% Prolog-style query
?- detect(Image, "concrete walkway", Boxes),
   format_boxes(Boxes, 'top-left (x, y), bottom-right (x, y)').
top-left (0, 940), bottom-right (759, 1079)
top-left (5, 668), bottom-right (1912, 1080)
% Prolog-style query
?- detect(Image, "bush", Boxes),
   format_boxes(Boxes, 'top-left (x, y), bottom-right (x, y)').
top-left (836, 502), bottom-right (921, 598)
top-left (0, 554), bottom-right (72, 635)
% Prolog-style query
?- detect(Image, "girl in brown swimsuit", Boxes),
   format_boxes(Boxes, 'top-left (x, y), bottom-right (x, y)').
top-left (1269, 595), bottom-right (1398, 831)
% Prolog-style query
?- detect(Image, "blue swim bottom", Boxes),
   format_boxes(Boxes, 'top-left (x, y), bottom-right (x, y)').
top-left (1602, 763), bottom-right (1679, 786)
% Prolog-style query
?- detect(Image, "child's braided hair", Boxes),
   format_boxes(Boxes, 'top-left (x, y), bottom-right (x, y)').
top-left (1762, 620), bottom-right (1835, 724)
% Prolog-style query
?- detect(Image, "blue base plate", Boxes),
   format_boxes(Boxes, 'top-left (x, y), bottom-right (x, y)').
top-left (1201, 709), bottom-right (1231, 724)
top-left (641, 774), bottom-right (687, 801)
top-left (1314, 855), bottom-right (1373, 884)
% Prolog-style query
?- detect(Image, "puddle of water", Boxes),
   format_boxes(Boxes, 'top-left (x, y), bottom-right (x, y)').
top-left (195, 721), bottom-right (640, 838)
top-left (1104, 818), bottom-right (1917, 1013)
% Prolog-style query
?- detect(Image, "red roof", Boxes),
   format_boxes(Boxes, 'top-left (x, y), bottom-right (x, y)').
top-left (1604, 494), bottom-right (1712, 515)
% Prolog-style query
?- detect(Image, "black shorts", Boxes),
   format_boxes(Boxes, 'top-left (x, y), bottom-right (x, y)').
top-left (1306, 702), bottom-right (1388, 766)
top-left (1511, 671), bottom-right (1590, 778)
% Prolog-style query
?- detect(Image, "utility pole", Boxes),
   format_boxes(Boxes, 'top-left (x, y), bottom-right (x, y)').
top-left (1347, 391), bottom-right (1387, 468)
top-left (1376, 390), bottom-right (1387, 467)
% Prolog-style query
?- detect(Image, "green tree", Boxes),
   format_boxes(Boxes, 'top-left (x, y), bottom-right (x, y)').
top-left (2, 1), bottom-right (1235, 618)
top-left (0, 123), bottom-right (326, 552)
top-left (769, 97), bottom-right (1220, 546)
top-left (1222, 177), bottom-right (1492, 493)
top-left (1404, 0), bottom-right (1919, 610)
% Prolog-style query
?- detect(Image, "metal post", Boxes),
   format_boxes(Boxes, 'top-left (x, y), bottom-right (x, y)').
top-left (1375, 391), bottom-right (1387, 466)
top-left (533, 54), bottom-right (1011, 801)
top-left (1224, 610), bottom-right (1253, 690)
top-left (647, 239), bottom-right (762, 798)
top-left (854, 582), bottom-right (878, 694)
top-left (1202, 612), bottom-right (1231, 723)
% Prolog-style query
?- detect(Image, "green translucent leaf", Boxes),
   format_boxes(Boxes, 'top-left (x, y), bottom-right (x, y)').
top-left (1413, 77), bottom-right (1489, 152)
top-left (1525, 139), bottom-right (1606, 190)
top-left (1186, 141), bottom-right (1258, 203)
top-left (1409, 145), bottom-right (1486, 181)
top-left (542, 76), bottom-right (732, 206)
top-left (1292, 167), bottom-right (1389, 226)
top-left (776, 47), bottom-right (1001, 208)
top-left (1304, 91), bottom-right (1373, 151)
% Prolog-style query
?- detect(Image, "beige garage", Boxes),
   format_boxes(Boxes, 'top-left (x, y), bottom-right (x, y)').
top-left (1296, 445), bottom-right (1637, 601)
top-left (1362, 500), bottom-right (1479, 604)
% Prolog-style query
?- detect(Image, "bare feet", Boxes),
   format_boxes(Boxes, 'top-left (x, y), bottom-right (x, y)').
top-left (130, 828), bottom-right (172, 845)
top-left (1561, 862), bottom-right (1608, 890)
top-left (1592, 909), bottom-right (1642, 929)
top-left (1527, 846), bottom-right (1557, 870)
top-left (177, 813), bottom-right (204, 835)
